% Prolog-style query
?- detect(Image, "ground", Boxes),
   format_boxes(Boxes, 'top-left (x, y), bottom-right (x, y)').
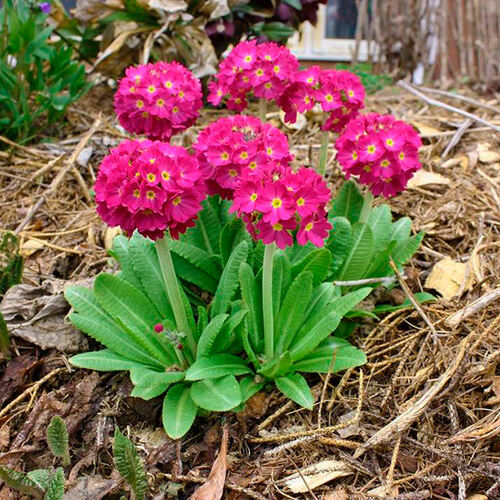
top-left (0, 83), bottom-right (499, 499)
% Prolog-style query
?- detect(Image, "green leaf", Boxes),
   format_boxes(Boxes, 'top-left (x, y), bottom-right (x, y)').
top-left (239, 376), bottom-right (265, 403)
top-left (26, 469), bottom-right (49, 491)
top-left (220, 218), bottom-right (251, 266)
top-left (275, 373), bottom-right (314, 409)
top-left (291, 249), bottom-right (332, 286)
top-left (44, 468), bottom-right (65, 500)
top-left (284, 0), bottom-right (302, 10)
top-left (329, 287), bottom-right (372, 317)
top-left (190, 375), bottom-right (242, 411)
top-left (302, 283), bottom-right (337, 325)
top-left (70, 350), bottom-right (149, 372)
top-left (94, 274), bottom-right (172, 365)
top-left (372, 292), bottom-right (435, 314)
top-left (239, 262), bottom-right (262, 351)
top-left (111, 235), bottom-right (143, 291)
top-left (113, 428), bottom-right (148, 500)
top-left (276, 271), bottom-right (313, 354)
top-left (65, 286), bottom-right (163, 369)
top-left (258, 351), bottom-right (292, 379)
top-left (0, 467), bottom-right (44, 498)
top-left (46, 416), bottom-right (70, 466)
top-left (258, 22), bottom-right (295, 41)
top-left (169, 240), bottom-right (219, 293)
top-left (367, 204), bottom-right (393, 252)
top-left (390, 216), bottom-right (412, 242)
top-left (391, 232), bottom-right (424, 268)
top-left (162, 384), bottom-right (197, 439)
top-left (185, 354), bottom-right (252, 381)
top-left (0, 310), bottom-right (10, 358)
top-left (215, 308), bottom-right (248, 352)
top-left (196, 314), bottom-right (228, 358)
top-left (128, 234), bottom-right (173, 320)
top-left (130, 368), bottom-right (185, 400)
top-left (211, 241), bottom-right (248, 317)
top-left (327, 217), bottom-right (352, 274)
top-left (336, 223), bottom-right (373, 281)
top-left (187, 199), bottom-right (221, 255)
top-left (294, 338), bottom-right (366, 373)
top-left (330, 180), bottom-right (364, 223)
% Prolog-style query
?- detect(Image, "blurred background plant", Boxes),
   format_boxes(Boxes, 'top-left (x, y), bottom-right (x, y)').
top-left (68, 0), bottom-right (326, 78)
top-left (335, 62), bottom-right (393, 94)
top-left (0, 0), bottom-right (91, 144)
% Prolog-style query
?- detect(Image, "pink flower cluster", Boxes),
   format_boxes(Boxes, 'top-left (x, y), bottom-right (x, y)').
top-left (278, 67), bottom-right (365, 133)
top-left (230, 164), bottom-right (332, 249)
top-left (193, 115), bottom-right (293, 199)
top-left (94, 139), bottom-right (206, 240)
top-left (207, 40), bottom-right (299, 111)
top-left (335, 113), bottom-right (422, 198)
top-left (113, 61), bottom-right (203, 141)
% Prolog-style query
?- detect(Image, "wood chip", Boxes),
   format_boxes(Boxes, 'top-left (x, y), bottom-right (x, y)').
top-left (424, 257), bottom-right (476, 301)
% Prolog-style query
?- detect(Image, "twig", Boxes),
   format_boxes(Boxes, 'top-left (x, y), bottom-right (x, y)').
top-left (0, 368), bottom-right (64, 418)
top-left (20, 236), bottom-right (84, 255)
top-left (445, 288), bottom-right (500, 327)
top-left (257, 400), bottom-right (294, 431)
top-left (353, 315), bottom-right (500, 459)
top-left (397, 81), bottom-right (500, 133)
top-left (413, 85), bottom-right (500, 114)
top-left (442, 118), bottom-right (473, 157)
top-left (333, 276), bottom-right (397, 286)
top-left (14, 116), bottom-right (101, 234)
top-left (317, 350), bottom-right (336, 429)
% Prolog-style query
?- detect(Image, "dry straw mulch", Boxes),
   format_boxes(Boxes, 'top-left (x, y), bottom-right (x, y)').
top-left (0, 83), bottom-right (499, 499)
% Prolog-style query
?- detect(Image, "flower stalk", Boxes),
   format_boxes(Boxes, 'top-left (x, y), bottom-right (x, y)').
top-left (318, 130), bottom-right (329, 175)
top-left (262, 243), bottom-right (275, 361)
top-left (155, 234), bottom-right (196, 360)
top-left (259, 98), bottom-right (267, 123)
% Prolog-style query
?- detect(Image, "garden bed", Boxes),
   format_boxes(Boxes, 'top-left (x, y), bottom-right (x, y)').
top-left (0, 83), bottom-right (499, 499)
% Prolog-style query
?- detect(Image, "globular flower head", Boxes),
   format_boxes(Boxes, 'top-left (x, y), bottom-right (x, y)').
top-left (114, 61), bottom-right (203, 141)
top-left (39, 2), bottom-right (51, 14)
top-left (94, 139), bottom-right (206, 240)
top-left (335, 113), bottom-right (422, 198)
top-left (278, 67), bottom-right (365, 133)
top-left (193, 115), bottom-right (293, 199)
top-left (230, 164), bottom-right (332, 249)
top-left (207, 41), bottom-right (299, 110)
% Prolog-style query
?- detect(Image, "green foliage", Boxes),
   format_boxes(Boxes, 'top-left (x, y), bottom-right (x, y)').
top-left (113, 428), bottom-right (148, 500)
top-left (162, 384), bottom-right (197, 439)
top-left (0, 232), bottom-right (23, 296)
top-left (0, 467), bottom-right (44, 498)
top-left (44, 468), bottom-right (65, 500)
top-left (0, 311), bottom-right (9, 358)
top-left (46, 416), bottom-right (70, 466)
top-left (0, 0), bottom-right (91, 143)
top-left (336, 63), bottom-right (393, 94)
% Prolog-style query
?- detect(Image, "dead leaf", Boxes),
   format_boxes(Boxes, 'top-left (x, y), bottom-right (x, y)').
top-left (104, 227), bottom-right (122, 250)
top-left (367, 485), bottom-right (399, 497)
top-left (146, 0), bottom-right (187, 12)
top-left (336, 410), bottom-right (361, 438)
top-left (20, 238), bottom-right (45, 257)
top-left (240, 392), bottom-right (269, 419)
top-left (466, 495), bottom-right (488, 500)
top-left (189, 425), bottom-right (228, 500)
top-left (0, 279), bottom-right (89, 352)
top-left (478, 150), bottom-right (500, 163)
top-left (284, 460), bottom-right (352, 493)
top-left (424, 257), bottom-right (475, 301)
top-left (63, 477), bottom-right (118, 500)
top-left (0, 354), bottom-right (39, 407)
top-left (411, 121), bottom-right (442, 137)
top-left (0, 425), bottom-right (10, 449)
top-left (323, 486), bottom-right (348, 500)
top-left (407, 170), bottom-right (450, 189)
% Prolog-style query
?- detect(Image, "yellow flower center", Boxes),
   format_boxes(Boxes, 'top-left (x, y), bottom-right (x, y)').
top-left (266, 147), bottom-right (273, 155)
top-left (297, 197), bottom-right (305, 206)
top-left (178, 91), bottom-right (184, 98)
top-left (149, 158), bottom-right (156, 164)
top-left (250, 193), bottom-right (257, 201)
top-left (307, 77), bottom-right (313, 83)
top-left (165, 81), bottom-right (172, 88)
top-left (399, 152), bottom-right (405, 160)
top-left (133, 189), bottom-right (140, 198)
top-left (229, 169), bottom-right (238, 178)
top-left (348, 89), bottom-right (354, 97)
top-left (148, 85), bottom-right (155, 93)
top-left (221, 152), bottom-right (229, 160)
top-left (142, 111), bottom-right (149, 118)
top-left (273, 223), bottom-right (283, 231)
top-left (264, 82), bottom-right (272, 89)
top-left (217, 90), bottom-right (223, 96)
top-left (173, 196), bottom-right (181, 206)
top-left (304, 96), bottom-right (310, 104)
top-left (249, 161), bottom-right (257, 170)
top-left (271, 198), bottom-right (282, 208)
top-left (129, 86), bottom-right (136, 93)
top-left (156, 99), bottom-right (164, 107)
top-left (243, 76), bottom-right (249, 82)
top-left (162, 171), bottom-right (170, 180)
top-left (146, 190), bottom-right (156, 200)
top-left (136, 100), bottom-right (144, 109)
top-left (172, 106), bottom-right (179, 113)
top-left (325, 94), bottom-right (333, 102)
top-left (264, 55), bottom-right (272, 61)
top-left (240, 151), bottom-right (248, 159)
top-left (147, 173), bottom-right (156, 182)
top-left (352, 151), bottom-right (358, 160)
top-left (305, 222), bottom-right (314, 231)
top-left (367, 145), bottom-right (376, 154)
top-left (364, 165), bottom-right (371, 172)
top-left (244, 55), bottom-right (252, 62)
top-left (384, 177), bottom-right (392, 183)
top-left (380, 159), bottom-right (390, 168)
top-left (386, 139), bottom-right (394, 146)
top-left (255, 68), bottom-right (264, 77)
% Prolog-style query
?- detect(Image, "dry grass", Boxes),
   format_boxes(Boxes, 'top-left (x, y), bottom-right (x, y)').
top-left (0, 83), bottom-right (499, 499)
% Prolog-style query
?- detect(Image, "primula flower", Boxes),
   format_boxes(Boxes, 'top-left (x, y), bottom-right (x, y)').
top-left (39, 2), bottom-right (51, 14)
top-left (193, 115), bottom-right (293, 199)
top-left (335, 113), bottom-right (422, 198)
top-left (113, 61), bottom-right (202, 141)
top-left (230, 164), bottom-right (332, 249)
top-left (278, 68), bottom-right (365, 133)
top-left (94, 139), bottom-right (206, 240)
top-left (207, 41), bottom-right (299, 110)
